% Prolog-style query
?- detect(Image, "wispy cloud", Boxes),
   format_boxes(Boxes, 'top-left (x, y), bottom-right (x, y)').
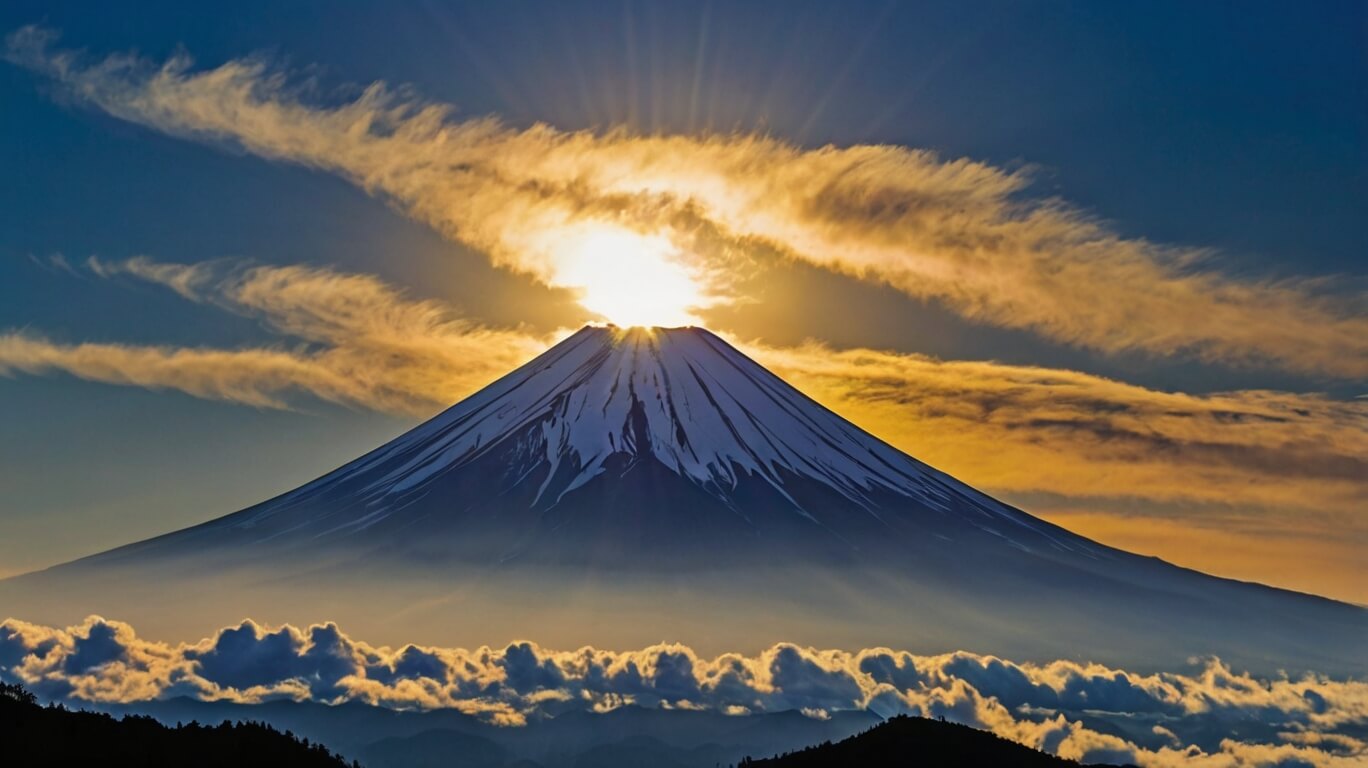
top-left (1, 257), bottom-right (553, 413)
top-left (752, 342), bottom-right (1368, 517)
top-left (3, 616), bottom-right (1366, 766)
top-left (0, 334), bottom-right (351, 410)
top-left (7, 26), bottom-right (1367, 377)
top-left (749, 340), bottom-right (1367, 601)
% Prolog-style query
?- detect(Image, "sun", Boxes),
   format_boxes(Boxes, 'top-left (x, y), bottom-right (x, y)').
top-left (550, 226), bottom-right (706, 327)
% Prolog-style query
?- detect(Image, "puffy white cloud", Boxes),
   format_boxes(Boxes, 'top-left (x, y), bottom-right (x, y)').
top-left (2, 616), bottom-right (1364, 766)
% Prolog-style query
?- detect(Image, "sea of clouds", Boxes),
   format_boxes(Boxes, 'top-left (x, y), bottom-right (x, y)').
top-left (2, 616), bottom-right (1364, 766)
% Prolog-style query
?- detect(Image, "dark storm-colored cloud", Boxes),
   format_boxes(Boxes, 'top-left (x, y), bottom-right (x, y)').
top-left (62, 620), bottom-right (127, 673)
top-left (857, 650), bottom-right (922, 691)
top-left (366, 644), bottom-right (447, 686)
top-left (1, 616), bottom-right (1364, 765)
top-left (187, 621), bottom-right (306, 689)
top-left (499, 641), bottom-right (566, 694)
top-left (186, 621), bottom-right (364, 700)
top-left (767, 645), bottom-right (864, 711)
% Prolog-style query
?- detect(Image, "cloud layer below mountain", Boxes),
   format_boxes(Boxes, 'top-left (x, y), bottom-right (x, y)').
top-left (2, 616), bottom-right (1365, 767)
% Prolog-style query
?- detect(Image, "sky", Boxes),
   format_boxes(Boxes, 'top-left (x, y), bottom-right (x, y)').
top-left (0, 1), bottom-right (1364, 602)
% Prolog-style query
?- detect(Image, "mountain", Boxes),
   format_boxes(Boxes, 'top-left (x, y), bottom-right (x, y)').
top-left (739, 714), bottom-right (1136, 768)
top-left (6, 326), bottom-right (1365, 673)
top-left (90, 324), bottom-right (1099, 568)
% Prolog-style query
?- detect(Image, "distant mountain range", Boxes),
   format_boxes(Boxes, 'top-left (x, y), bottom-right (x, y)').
top-left (91, 695), bottom-right (881, 768)
top-left (34, 692), bottom-right (1138, 768)
top-left (6, 326), bottom-right (1364, 673)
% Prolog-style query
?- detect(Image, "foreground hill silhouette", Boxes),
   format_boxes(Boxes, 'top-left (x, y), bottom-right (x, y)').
top-left (740, 715), bottom-right (1136, 768)
top-left (0, 682), bottom-right (355, 767)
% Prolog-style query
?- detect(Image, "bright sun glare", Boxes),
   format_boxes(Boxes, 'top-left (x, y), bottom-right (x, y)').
top-left (552, 227), bottom-right (706, 327)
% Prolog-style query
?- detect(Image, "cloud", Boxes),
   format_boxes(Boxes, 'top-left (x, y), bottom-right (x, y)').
top-left (2, 616), bottom-right (1365, 766)
top-left (0, 333), bottom-right (363, 410)
top-left (1, 257), bottom-right (553, 414)
top-left (62, 620), bottom-right (128, 674)
top-left (749, 341), bottom-right (1368, 517)
top-left (7, 26), bottom-right (1367, 377)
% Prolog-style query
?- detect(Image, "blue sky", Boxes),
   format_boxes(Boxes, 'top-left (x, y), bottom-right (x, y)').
top-left (0, 1), bottom-right (1364, 599)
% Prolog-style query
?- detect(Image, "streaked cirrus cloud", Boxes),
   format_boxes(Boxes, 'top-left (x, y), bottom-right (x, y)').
top-left (755, 343), bottom-right (1368, 516)
top-left (3, 616), bottom-right (1366, 767)
top-left (6, 26), bottom-right (1367, 378)
top-left (2, 256), bottom-right (552, 413)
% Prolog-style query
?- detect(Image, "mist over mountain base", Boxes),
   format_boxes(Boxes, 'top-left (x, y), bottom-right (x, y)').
top-left (5, 548), bottom-right (1364, 678)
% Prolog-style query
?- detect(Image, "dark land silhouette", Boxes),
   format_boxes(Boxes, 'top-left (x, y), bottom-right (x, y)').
top-left (740, 715), bottom-right (1137, 767)
top-left (7, 690), bottom-right (1150, 768)
top-left (0, 682), bottom-right (356, 767)
top-left (95, 698), bottom-right (881, 768)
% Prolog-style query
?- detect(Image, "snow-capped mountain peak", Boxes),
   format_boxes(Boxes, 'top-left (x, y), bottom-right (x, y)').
top-left (109, 325), bottom-right (1087, 562)
top-left (361, 326), bottom-right (940, 511)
